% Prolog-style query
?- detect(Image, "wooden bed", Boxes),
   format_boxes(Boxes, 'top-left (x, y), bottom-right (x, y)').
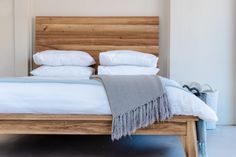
top-left (0, 16), bottom-right (198, 157)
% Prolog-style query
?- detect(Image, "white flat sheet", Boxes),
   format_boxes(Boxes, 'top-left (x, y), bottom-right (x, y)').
top-left (0, 77), bottom-right (217, 122)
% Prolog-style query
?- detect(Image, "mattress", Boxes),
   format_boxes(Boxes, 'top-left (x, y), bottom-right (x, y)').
top-left (0, 77), bottom-right (217, 122)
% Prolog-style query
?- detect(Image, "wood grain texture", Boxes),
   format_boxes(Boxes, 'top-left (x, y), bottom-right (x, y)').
top-left (36, 16), bottom-right (159, 25)
top-left (0, 115), bottom-right (195, 136)
top-left (34, 16), bottom-right (159, 69)
top-left (181, 121), bottom-right (199, 157)
top-left (0, 121), bottom-right (186, 135)
top-left (0, 114), bottom-right (198, 156)
top-left (36, 24), bottom-right (159, 35)
top-left (0, 114), bottom-right (198, 122)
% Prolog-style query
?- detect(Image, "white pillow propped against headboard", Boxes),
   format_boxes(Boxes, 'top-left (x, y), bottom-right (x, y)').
top-left (98, 50), bottom-right (159, 75)
top-left (99, 50), bottom-right (158, 67)
top-left (33, 50), bottom-right (95, 66)
top-left (31, 66), bottom-right (95, 77)
top-left (98, 66), bottom-right (159, 75)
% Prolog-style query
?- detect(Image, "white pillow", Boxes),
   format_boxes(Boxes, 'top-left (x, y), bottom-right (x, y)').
top-left (33, 50), bottom-right (95, 66)
top-left (98, 66), bottom-right (159, 75)
top-left (30, 66), bottom-right (95, 77)
top-left (99, 50), bottom-right (158, 67)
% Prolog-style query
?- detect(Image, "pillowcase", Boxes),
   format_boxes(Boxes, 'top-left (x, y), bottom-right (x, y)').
top-left (99, 50), bottom-right (158, 67)
top-left (98, 66), bottom-right (159, 75)
top-left (30, 66), bottom-right (95, 77)
top-left (33, 50), bottom-right (95, 66)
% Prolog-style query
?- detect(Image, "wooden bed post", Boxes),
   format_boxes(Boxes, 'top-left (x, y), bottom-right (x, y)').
top-left (181, 121), bottom-right (198, 157)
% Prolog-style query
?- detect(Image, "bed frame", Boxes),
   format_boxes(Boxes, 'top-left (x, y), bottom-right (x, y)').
top-left (0, 16), bottom-right (198, 157)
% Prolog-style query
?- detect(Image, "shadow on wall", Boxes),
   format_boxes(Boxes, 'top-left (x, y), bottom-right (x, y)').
top-left (234, 0), bottom-right (236, 124)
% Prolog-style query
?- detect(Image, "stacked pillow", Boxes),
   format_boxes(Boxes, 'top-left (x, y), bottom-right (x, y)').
top-left (98, 50), bottom-right (159, 75)
top-left (31, 50), bottom-right (95, 78)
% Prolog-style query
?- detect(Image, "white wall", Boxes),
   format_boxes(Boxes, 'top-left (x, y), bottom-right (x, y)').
top-left (170, 0), bottom-right (236, 124)
top-left (234, 1), bottom-right (236, 125)
top-left (0, 0), bottom-right (14, 76)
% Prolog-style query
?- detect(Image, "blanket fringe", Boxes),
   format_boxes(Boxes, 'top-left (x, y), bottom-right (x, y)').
top-left (112, 93), bottom-right (173, 140)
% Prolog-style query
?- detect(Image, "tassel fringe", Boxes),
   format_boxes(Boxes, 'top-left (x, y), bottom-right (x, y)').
top-left (112, 93), bottom-right (173, 140)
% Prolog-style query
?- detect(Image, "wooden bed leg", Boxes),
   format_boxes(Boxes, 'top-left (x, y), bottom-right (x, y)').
top-left (181, 121), bottom-right (198, 157)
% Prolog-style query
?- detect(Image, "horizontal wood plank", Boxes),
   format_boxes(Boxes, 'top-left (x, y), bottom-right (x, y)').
top-left (35, 45), bottom-right (159, 53)
top-left (0, 120), bottom-right (111, 135)
top-left (0, 119), bottom-right (188, 135)
top-left (0, 114), bottom-right (197, 136)
top-left (36, 16), bottom-right (159, 25)
top-left (36, 38), bottom-right (159, 46)
top-left (136, 121), bottom-right (187, 135)
top-left (36, 24), bottom-right (159, 34)
top-left (36, 33), bottom-right (158, 39)
top-left (0, 114), bottom-right (198, 122)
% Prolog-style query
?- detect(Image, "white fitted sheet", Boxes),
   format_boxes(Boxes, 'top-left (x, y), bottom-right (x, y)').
top-left (0, 77), bottom-right (217, 122)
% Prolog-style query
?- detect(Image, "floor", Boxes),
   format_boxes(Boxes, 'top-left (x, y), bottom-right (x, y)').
top-left (207, 126), bottom-right (236, 157)
top-left (0, 126), bottom-right (234, 157)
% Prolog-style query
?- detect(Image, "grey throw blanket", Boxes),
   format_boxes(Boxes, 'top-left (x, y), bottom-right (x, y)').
top-left (91, 75), bottom-right (173, 140)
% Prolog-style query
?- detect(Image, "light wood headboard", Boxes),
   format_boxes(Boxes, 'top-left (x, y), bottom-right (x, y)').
top-left (34, 16), bottom-right (159, 69)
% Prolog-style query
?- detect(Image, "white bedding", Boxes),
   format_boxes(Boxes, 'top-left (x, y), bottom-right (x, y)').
top-left (0, 77), bottom-right (217, 122)
top-left (98, 66), bottom-right (160, 75)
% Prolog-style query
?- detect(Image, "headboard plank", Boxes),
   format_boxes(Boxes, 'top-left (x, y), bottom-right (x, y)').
top-left (36, 16), bottom-right (159, 25)
top-left (34, 16), bottom-right (159, 69)
top-left (36, 38), bottom-right (159, 46)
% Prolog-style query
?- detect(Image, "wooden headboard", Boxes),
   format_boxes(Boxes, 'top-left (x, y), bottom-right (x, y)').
top-left (34, 16), bottom-right (159, 69)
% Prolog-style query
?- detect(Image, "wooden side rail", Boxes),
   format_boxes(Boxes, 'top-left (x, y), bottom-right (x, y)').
top-left (0, 114), bottom-right (198, 157)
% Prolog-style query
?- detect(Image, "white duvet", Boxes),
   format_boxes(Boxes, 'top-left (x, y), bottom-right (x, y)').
top-left (0, 77), bottom-right (217, 122)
